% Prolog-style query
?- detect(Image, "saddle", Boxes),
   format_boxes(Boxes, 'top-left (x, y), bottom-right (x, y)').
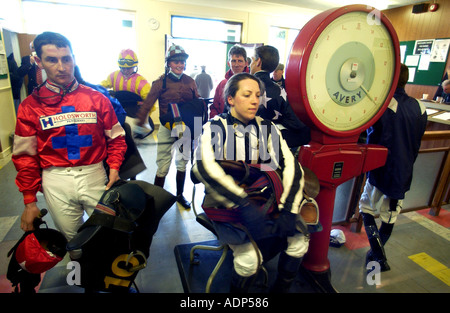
top-left (67, 180), bottom-right (176, 292)
top-left (202, 160), bottom-right (321, 235)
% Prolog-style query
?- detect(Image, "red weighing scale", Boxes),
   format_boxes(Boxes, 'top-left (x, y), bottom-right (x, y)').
top-left (285, 4), bottom-right (400, 292)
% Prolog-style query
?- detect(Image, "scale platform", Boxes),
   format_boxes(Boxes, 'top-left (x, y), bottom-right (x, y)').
top-left (174, 239), bottom-right (325, 293)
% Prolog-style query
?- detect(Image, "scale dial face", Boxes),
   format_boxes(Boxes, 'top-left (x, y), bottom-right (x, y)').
top-left (286, 6), bottom-right (400, 137)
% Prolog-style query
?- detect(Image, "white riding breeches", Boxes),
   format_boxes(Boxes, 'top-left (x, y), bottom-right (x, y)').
top-left (155, 125), bottom-right (189, 177)
top-left (359, 180), bottom-right (402, 224)
top-left (41, 162), bottom-right (108, 241)
top-left (230, 232), bottom-right (310, 277)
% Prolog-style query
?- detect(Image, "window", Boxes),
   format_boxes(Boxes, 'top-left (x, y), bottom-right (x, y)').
top-left (268, 26), bottom-right (300, 68)
top-left (171, 16), bottom-right (242, 43)
top-left (22, 1), bottom-right (136, 84)
top-left (169, 17), bottom-right (243, 93)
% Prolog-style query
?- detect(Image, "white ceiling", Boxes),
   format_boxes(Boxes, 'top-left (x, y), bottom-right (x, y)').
top-left (159, 0), bottom-right (432, 12)
top-left (249, 0), bottom-right (430, 11)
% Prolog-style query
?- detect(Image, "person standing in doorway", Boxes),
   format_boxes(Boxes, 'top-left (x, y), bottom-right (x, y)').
top-left (195, 65), bottom-right (213, 99)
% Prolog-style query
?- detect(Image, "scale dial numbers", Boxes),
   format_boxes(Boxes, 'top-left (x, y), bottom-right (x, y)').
top-left (306, 11), bottom-right (396, 132)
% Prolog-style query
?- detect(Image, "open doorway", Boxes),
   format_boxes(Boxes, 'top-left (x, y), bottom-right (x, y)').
top-left (168, 15), bottom-right (251, 95)
top-left (166, 36), bottom-right (227, 95)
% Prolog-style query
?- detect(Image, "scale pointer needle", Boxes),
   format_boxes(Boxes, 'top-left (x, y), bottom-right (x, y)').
top-left (360, 85), bottom-right (377, 105)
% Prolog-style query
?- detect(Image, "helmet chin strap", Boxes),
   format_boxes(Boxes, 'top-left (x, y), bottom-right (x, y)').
top-left (121, 67), bottom-right (137, 79)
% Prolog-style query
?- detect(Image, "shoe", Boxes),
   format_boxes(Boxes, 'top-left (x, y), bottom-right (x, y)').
top-left (366, 250), bottom-right (391, 272)
top-left (176, 195), bottom-right (191, 209)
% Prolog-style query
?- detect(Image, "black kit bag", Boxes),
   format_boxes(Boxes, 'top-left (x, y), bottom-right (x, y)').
top-left (159, 98), bottom-right (208, 141)
top-left (158, 77), bottom-right (208, 140)
top-left (67, 180), bottom-right (176, 292)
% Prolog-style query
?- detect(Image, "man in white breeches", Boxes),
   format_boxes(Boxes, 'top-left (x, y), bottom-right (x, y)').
top-left (42, 162), bottom-right (108, 240)
top-left (12, 32), bottom-right (127, 247)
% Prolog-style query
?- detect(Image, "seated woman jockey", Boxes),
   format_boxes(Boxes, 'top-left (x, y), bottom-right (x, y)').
top-left (192, 72), bottom-right (311, 293)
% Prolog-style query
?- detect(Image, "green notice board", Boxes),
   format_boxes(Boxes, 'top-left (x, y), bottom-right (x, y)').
top-left (400, 38), bottom-right (450, 86)
top-left (0, 31), bottom-right (8, 80)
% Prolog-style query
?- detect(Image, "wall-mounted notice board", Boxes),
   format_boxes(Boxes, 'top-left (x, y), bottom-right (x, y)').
top-left (0, 31), bottom-right (8, 80)
top-left (400, 38), bottom-right (450, 87)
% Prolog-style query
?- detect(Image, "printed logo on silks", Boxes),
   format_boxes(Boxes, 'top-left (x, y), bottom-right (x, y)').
top-left (40, 111), bottom-right (97, 130)
top-left (41, 106), bottom-right (95, 160)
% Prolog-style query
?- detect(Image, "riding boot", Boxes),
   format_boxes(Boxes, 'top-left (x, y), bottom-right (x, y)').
top-left (379, 222), bottom-right (394, 246)
top-left (362, 213), bottom-right (390, 272)
top-left (379, 199), bottom-right (396, 246)
top-left (176, 170), bottom-right (191, 209)
top-left (154, 175), bottom-right (166, 188)
top-left (230, 268), bottom-right (254, 293)
top-left (271, 252), bottom-right (302, 293)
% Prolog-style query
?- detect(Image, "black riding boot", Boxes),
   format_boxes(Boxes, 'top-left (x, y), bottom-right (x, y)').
top-left (362, 213), bottom-right (390, 272)
top-left (154, 175), bottom-right (166, 188)
top-left (379, 199), bottom-right (396, 246)
top-left (230, 269), bottom-right (254, 293)
top-left (271, 252), bottom-right (303, 293)
top-left (379, 222), bottom-right (394, 246)
top-left (176, 171), bottom-right (191, 209)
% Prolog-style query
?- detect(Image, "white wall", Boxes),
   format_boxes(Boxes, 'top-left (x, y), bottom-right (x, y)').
top-left (0, 0), bottom-right (321, 151)
top-left (0, 27), bottom-right (16, 157)
top-left (1, 0), bottom-right (320, 87)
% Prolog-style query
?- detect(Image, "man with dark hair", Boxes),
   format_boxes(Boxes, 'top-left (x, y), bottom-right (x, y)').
top-left (209, 45), bottom-right (249, 118)
top-left (250, 45), bottom-right (310, 148)
top-left (359, 63), bottom-right (427, 271)
top-left (32, 32), bottom-right (73, 58)
top-left (12, 32), bottom-right (127, 249)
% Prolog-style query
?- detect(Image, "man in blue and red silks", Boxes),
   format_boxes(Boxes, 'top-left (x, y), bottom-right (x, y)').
top-left (12, 32), bottom-right (127, 247)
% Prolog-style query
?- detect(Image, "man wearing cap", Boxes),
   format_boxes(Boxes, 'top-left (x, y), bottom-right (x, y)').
top-left (101, 49), bottom-right (151, 101)
top-left (135, 44), bottom-right (200, 209)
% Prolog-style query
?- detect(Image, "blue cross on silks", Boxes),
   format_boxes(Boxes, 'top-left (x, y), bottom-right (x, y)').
top-left (52, 106), bottom-right (93, 160)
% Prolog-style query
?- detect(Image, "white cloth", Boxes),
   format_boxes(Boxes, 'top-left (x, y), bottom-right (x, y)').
top-left (230, 233), bottom-right (309, 277)
top-left (41, 162), bottom-right (107, 241)
top-left (359, 180), bottom-right (402, 224)
top-left (155, 125), bottom-right (189, 177)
